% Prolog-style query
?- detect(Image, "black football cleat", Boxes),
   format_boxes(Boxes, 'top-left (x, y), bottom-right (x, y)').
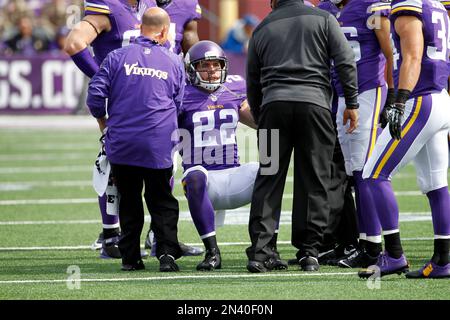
top-left (338, 248), bottom-right (379, 268)
top-left (299, 256), bottom-right (320, 272)
top-left (99, 236), bottom-right (121, 259)
top-left (197, 248), bottom-right (222, 271)
top-left (247, 256), bottom-right (288, 273)
top-left (159, 254), bottom-right (179, 272)
top-left (121, 260), bottom-right (145, 271)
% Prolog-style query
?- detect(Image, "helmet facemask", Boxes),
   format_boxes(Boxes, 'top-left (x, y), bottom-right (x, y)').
top-left (188, 57), bottom-right (228, 91)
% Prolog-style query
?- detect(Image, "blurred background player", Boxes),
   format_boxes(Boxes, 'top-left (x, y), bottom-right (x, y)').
top-left (178, 41), bottom-right (286, 271)
top-left (360, 0), bottom-right (450, 279)
top-left (325, 0), bottom-right (395, 269)
top-left (220, 14), bottom-right (260, 54)
top-left (63, 0), bottom-right (200, 258)
top-left (143, 0), bottom-right (203, 256)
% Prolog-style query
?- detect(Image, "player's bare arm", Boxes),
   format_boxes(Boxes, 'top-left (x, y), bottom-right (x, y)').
top-left (64, 15), bottom-right (112, 56)
top-left (182, 20), bottom-right (200, 54)
top-left (238, 100), bottom-right (257, 129)
top-left (374, 16), bottom-right (395, 89)
top-left (395, 15), bottom-right (424, 91)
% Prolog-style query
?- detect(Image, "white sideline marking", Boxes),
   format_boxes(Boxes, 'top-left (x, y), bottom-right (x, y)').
top-left (0, 190), bottom-right (429, 205)
top-left (0, 212), bottom-right (430, 226)
top-left (0, 220), bottom-right (100, 225)
top-left (0, 154), bottom-right (90, 162)
top-left (0, 166), bottom-right (92, 174)
top-left (0, 238), bottom-right (435, 252)
top-left (1, 143), bottom-right (96, 151)
top-left (0, 198), bottom-right (96, 205)
top-left (0, 272), bottom-right (357, 285)
top-left (0, 181), bottom-right (92, 191)
top-left (0, 116), bottom-right (97, 129)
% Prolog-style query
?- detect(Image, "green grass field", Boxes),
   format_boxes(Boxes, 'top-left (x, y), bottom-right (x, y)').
top-left (0, 116), bottom-right (449, 300)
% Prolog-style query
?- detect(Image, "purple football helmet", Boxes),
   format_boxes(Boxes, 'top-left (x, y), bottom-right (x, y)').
top-left (185, 40), bottom-right (228, 91)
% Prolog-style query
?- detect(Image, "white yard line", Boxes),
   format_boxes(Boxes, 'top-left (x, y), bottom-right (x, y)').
top-left (0, 238), bottom-right (434, 252)
top-left (0, 190), bottom-right (429, 205)
top-left (0, 215), bottom-right (432, 227)
top-left (0, 272), bottom-right (358, 285)
top-left (0, 180), bottom-right (92, 191)
top-left (0, 166), bottom-right (92, 174)
top-left (0, 116), bottom-right (97, 129)
top-left (1, 144), bottom-right (96, 151)
top-left (0, 154), bottom-right (92, 161)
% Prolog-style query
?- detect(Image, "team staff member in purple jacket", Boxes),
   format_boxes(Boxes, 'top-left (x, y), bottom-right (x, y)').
top-left (87, 7), bottom-right (185, 272)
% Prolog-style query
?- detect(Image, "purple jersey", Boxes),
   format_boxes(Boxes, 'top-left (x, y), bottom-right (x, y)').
top-left (391, 0), bottom-right (450, 98)
top-left (178, 75), bottom-right (246, 171)
top-left (442, 0), bottom-right (450, 76)
top-left (335, 0), bottom-right (391, 96)
top-left (160, 0), bottom-right (202, 54)
top-left (318, 0), bottom-right (339, 16)
top-left (87, 36), bottom-right (185, 169)
top-left (84, 0), bottom-right (157, 65)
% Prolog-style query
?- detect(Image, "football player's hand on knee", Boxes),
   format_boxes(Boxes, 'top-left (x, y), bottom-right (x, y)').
top-left (380, 88), bottom-right (395, 128)
top-left (387, 103), bottom-right (404, 140)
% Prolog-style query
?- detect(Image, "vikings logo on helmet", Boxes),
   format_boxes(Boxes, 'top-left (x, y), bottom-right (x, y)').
top-left (185, 40), bottom-right (228, 91)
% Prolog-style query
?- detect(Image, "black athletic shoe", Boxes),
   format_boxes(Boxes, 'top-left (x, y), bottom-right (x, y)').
top-left (299, 256), bottom-right (320, 272)
top-left (159, 254), bottom-right (179, 272)
top-left (271, 247), bottom-right (288, 270)
top-left (147, 229), bottom-right (204, 257)
top-left (326, 245), bottom-right (357, 266)
top-left (121, 260), bottom-right (145, 271)
top-left (99, 236), bottom-right (121, 259)
top-left (247, 256), bottom-right (288, 273)
top-left (337, 249), bottom-right (379, 268)
top-left (197, 248), bottom-right (222, 271)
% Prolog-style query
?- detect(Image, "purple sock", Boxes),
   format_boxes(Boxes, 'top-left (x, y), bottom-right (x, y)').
top-left (367, 178), bottom-right (399, 232)
top-left (183, 171), bottom-right (215, 238)
top-left (70, 47), bottom-right (99, 78)
top-left (427, 187), bottom-right (450, 236)
top-left (98, 194), bottom-right (119, 228)
top-left (353, 171), bottom-right (381, 238)
top-left (353, 179), bottom-right (366, 237)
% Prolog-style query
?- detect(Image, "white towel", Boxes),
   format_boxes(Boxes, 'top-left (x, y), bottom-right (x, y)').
top-left (92, 147), bottom-right (111, 196)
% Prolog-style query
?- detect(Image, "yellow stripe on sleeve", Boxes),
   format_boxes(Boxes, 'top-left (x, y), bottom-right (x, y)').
top-left (391, 6), bottom-right (422, 15)
top-left (370, 5), bottom-right (391, 12)
top-left (85, 6), bottom-right (110, 14)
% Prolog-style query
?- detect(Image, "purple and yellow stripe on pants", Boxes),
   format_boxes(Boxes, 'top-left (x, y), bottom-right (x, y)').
top-left (369, 95), bottom-right (432, 179)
